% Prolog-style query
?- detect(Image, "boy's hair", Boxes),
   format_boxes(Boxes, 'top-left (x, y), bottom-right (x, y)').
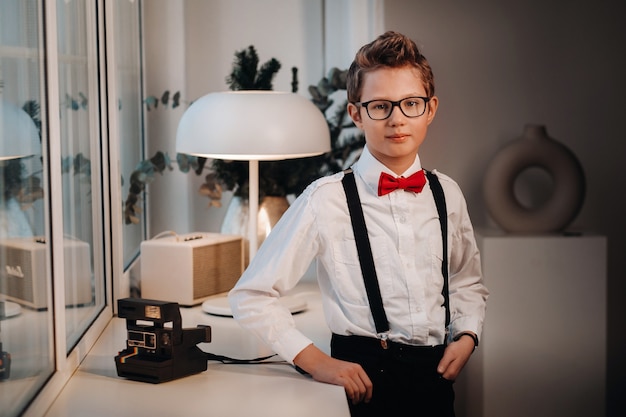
top-left (346, 31), bottom-right (435, 103)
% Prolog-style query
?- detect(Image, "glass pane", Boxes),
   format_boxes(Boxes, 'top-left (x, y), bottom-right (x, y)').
top-left (56, 0), bottom-right (105, 351)
top-left (0, 0), bottom-right (55, 416)
top-left (116, 0), bottom-right (145, 271)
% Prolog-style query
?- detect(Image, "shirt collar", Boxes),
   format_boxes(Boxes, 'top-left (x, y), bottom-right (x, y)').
top-left (352, 145), bottom-right (423, 195)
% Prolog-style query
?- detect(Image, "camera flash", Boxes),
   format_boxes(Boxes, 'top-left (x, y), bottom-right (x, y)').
top-left (144, 305), bottom-right (161, 320)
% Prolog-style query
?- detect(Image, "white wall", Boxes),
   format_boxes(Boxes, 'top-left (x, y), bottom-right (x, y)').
top-left (383, 1), bottom-right (624, 414)
top-left (324, 0), bottom-right (385, 71)
top-left (183, 0), bottom-right (324, 95)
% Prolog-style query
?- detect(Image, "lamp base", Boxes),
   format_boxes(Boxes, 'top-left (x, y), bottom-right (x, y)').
top-left (0, 300), bottom-right (21, 319)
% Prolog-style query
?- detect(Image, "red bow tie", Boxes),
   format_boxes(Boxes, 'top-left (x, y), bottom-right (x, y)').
top-left (378, 170), bottom-right (427, 196)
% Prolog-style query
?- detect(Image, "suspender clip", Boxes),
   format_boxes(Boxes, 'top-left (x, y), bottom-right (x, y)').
top-left (378, 333), bottom-right (389, 350)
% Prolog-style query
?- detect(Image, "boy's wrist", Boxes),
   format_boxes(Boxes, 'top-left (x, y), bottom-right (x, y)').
top-left (453, 332), bottom-right (479, 350)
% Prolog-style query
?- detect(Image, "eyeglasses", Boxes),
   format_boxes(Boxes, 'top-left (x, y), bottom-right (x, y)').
top-left (356, 96), bottom-right (431, 120)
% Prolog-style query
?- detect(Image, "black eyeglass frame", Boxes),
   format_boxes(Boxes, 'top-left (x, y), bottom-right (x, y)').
top-left (355, 96), bottom-right (431, 120)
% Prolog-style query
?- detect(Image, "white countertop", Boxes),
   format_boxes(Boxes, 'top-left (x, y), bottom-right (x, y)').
top-left (44, 282), bottom-right (350, 417)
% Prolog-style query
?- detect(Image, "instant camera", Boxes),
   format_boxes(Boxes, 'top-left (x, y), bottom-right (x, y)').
top-left (114, 298), bottom-right (211, 383)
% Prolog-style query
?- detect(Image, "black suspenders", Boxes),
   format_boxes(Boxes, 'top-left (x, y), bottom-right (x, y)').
top-left (342, 169), bottom-right (390, 336)
top-left (341, 169), bottom-right (450, 346)
top-left (426, 170), bottom-right (451, 338)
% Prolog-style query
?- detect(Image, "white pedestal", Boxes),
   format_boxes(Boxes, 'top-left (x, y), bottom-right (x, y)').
top-left (457, 230), bottom-right (607, 417)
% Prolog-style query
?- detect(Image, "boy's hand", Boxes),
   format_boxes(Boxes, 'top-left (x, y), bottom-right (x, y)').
top-left (437, 333), bottom-right (476, 380)
top-left (294, 344), bottom-right (373, 405)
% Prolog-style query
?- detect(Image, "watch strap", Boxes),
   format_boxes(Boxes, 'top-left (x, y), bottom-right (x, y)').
top-left (453, 332), bottom-right (479, 349)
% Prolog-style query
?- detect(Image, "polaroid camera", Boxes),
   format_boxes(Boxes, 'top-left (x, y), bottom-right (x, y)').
top-left (114, 298), bottom-right (211, 383)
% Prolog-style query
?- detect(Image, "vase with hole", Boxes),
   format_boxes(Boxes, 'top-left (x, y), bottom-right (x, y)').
top-left (483, 124), bottom-right (585, 233)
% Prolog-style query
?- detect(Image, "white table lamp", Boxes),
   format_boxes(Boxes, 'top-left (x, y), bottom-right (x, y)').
top-left (0, 99), bottom-right (41, 161)
top-left (176, 91), bottom-right (331, 261)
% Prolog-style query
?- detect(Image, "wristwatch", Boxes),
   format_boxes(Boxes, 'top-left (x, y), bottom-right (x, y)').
top-left (453, 332), bottom-right (479, 350)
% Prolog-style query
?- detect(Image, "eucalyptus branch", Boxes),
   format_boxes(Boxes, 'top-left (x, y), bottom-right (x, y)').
top-left (122, 151), bottom-right (214, 225)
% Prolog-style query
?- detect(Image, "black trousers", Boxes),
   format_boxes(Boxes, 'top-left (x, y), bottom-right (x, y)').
top-left (331, 334), bottom-right (456, 417)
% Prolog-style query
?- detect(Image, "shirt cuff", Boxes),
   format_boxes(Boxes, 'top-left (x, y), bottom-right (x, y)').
top-left (270, 328), bottom-right (315, 365)
top-left (449, 316), bottom-right (484, 343)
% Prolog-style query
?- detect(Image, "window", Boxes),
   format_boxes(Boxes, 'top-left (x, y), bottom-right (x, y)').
top-left (55, 0), bottom-right (107, 353)
top-left (0, 0), bottom-right (135, 414)
top-left (115, 0), bottom-right (145, 270)
top-left (0, 1), bottom-right (55, 414)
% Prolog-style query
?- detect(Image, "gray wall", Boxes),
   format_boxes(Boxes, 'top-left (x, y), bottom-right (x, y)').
top-left (384, 0), bottom-right (624, 414)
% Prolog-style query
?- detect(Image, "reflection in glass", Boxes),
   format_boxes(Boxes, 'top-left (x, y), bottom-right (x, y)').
top-left (0, 1), bottom-right (54, 415)
top-left (56, 0), bottom-right (105, 351)
top-left (115, 0), bottom-right (146, 271)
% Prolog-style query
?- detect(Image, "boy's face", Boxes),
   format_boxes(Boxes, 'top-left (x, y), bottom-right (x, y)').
top-left (347, 65), bottom-right (438, 175)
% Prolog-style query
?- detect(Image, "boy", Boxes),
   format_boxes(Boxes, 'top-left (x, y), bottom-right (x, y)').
top-left (229, 31), bottom-right (488, 416)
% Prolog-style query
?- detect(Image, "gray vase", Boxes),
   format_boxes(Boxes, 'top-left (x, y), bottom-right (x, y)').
top-left (483, 124), bottom-right (585, 233)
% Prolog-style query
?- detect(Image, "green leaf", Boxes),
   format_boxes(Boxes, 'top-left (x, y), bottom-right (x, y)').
top-left (144, 95), bottom-right (158, 110)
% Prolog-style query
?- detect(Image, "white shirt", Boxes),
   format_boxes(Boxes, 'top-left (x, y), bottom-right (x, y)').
top-left (229, 146), bottom-right (488, 363)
